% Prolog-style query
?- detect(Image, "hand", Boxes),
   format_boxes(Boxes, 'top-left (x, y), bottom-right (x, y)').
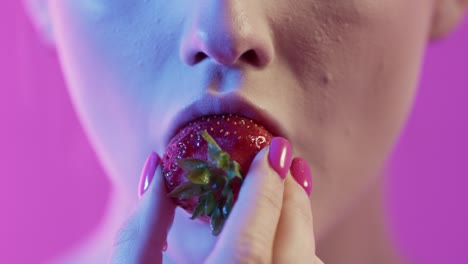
top-left (110, 138), bottom-right (323, 263)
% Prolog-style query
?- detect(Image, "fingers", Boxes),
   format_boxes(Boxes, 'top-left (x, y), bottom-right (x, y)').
top-left (273, 175), bottom-right (315, 263)
top-left (273, 157), bottom-right (316, 264)
top-left (206, 138), bottom-right (292, 264)
top-left (110, 152), bottom-right (176, 264)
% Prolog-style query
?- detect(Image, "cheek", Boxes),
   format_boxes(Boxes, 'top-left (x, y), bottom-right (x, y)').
top-left (325, 0), bottom-right (433, 167)
top-left (48, 1), bottom-right (192, 185)
top-left (275, 0), bottom-right (433, 167)
top-left (274, 1), bottom-right (433, 236)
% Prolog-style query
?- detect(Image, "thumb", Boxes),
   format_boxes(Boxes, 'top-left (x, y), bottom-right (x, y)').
top-left (110, 152), bottom-right (176, 264)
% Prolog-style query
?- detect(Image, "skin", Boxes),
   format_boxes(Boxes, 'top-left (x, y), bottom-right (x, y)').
top-left (24, 0), bottom-right (467, 263)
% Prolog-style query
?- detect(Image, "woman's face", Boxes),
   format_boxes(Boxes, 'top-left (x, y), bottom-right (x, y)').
top-left (45, 0), bottom-right (436, 238)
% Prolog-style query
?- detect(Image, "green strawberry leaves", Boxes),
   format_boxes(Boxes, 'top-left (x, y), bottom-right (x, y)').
top-left (186, 168), bottom-right (210, 185)
top-left (191, 196), bottom-right (206, 220)
top-left (204, 193), bottom-right (216, 215)
top-left (168, 182), bottom-right (209, 199)
top-left (167, 129), bottom-right (244, 236)
top-left (227, 161), bottom-right (242, 182)
top-left (176, 158), bottom-right (208, 171)
top-left (210, 206), bottom-right (225, 236)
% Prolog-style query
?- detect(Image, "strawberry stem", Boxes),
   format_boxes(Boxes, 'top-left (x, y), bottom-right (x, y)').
top-left (168, 130), bottom-right (243, 236)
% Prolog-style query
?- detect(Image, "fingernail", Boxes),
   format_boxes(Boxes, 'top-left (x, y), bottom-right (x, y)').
top-left (290, 157), bottom-right (313, 196)
top-left (268, 137), bottom-right (292, 179)
top-left (138, 151), bottom-right (160, 198)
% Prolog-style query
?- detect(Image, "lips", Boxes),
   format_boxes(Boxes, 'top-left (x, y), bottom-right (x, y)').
top-left (163, 93), bottom-right (288, 147)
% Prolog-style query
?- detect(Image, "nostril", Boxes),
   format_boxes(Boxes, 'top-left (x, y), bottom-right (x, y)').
top-left (241, 50), bottom-right (260, 67)
top-left (193, 52), bottom-right (207, 64)
top-left (186, 48), bottom-right (266, 67)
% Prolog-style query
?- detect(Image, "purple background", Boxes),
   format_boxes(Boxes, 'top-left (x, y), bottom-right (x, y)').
top-left (1, 1), bottom-right (467, 263)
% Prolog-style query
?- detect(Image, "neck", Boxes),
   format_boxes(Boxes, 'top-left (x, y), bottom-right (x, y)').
top-left (316, 175), bottom-right (406, 264)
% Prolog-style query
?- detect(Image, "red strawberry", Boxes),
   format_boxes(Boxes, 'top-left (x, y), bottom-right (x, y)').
top-left (162, 114), bottom-right (273, 235)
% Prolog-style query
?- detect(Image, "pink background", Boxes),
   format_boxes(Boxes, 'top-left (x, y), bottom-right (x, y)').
top-left (1, 1), bottom-right (467, 263)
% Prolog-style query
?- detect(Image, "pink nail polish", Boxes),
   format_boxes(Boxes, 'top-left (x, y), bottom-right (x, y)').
top-left (290, 157), bottom-right (313, 196)
top-left (138, 151), bottom-right (160, 198)
top-left (268, 137), bottom-right (292, 179)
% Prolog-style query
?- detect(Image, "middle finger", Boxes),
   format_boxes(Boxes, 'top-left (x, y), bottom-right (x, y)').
top-left (273, 158), bottom-right (315, 263)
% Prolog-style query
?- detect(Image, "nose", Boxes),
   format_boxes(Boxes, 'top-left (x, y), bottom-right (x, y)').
top-left (179, 0), bottom-right (274, 68)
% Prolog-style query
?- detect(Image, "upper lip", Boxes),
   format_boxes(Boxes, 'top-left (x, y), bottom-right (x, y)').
top-left (163, 92), bottom-right (288, 146)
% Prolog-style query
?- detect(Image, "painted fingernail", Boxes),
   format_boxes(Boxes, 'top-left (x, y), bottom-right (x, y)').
top-left (290, 157), bottom-right (313, 196)
top-left (268, 137), bottom-right (292, 179)
top-left (138, 151), bottom-right (160, 198)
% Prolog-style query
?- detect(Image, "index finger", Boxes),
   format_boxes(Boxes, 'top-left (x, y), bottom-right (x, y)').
top-left (110, 152), bottom-right (176, 264)
top-left (206, 138), bottom-right (293, 263)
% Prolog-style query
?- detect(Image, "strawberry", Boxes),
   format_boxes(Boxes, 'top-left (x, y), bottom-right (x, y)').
top-left (162, 114), bottom-right (273, 235)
